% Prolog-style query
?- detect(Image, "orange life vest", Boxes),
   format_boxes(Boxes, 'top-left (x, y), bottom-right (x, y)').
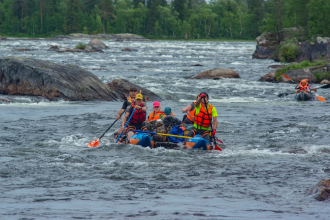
top-left (129, 103), bottom-right (146, 124)
top-left (299, 83), bottom-right (310, 92)
top-left (194, 104), bottom-right (213, 128)
top-left (148, 111), bottom-right (165, 122)
top-left (166, 112), bottom-right (176, 117)
top-left (187, 102), bottom-right (196, 122)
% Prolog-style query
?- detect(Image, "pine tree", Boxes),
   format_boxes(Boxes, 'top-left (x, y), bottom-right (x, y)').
top-left (173, 0), bottom-right (186, 21)
top-left (63, 0), bottom-right (82, 34)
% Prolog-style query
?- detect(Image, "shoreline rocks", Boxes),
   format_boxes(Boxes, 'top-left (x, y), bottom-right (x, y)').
top-left (253, 29), bottom-right (330, 62)
top-left (0, 57), bottom-right (118, 101)
top-left (193, 68), bottom-right (240, 79)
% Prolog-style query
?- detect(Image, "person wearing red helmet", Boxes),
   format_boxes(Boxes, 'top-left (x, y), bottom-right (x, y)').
top-left (186, 92), bottom-right (218, 142)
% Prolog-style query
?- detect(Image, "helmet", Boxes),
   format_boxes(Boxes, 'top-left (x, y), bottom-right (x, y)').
top-left (200, 92), bottom-right (209, 98)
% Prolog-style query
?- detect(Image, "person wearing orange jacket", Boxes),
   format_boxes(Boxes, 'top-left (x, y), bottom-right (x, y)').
top-left (186, 92), bottom-right (218, 142)
top-left (181, 95), bottom-right (199, 124)
top-left (148, 101), bottom-right (165, 122)
top-left (295, 79), bottom-right (317, 93)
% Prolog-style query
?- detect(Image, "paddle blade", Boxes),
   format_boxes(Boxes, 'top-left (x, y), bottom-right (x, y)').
top-left (87, 139), bottom-right (99, 147)
top-left (214, 144), bottom-right (222, 151)
top-left (316, 95), bottom-right (326, 102)
top-left (215, 137), bottom-right (224, 144)
top-left (282, 73), bottom-right (291, 80)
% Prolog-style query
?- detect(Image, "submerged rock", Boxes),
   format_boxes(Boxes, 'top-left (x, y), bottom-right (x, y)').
top-left (47, 45), bottom-right (60, 51)
top-left (122, 48), bottom-right (137, 51)
top-left (12, 48), bottom-right (35, 51)
top-left (193, 68), bottom-right (240, 79)
top-left (107, 79), bottom-right (162, 101)
top-left (259, 70), bottom-right (277, 82)
top-left (0, 57), bottom-right (118, 101)
top-left (309, 179), bottom-right (330, 201)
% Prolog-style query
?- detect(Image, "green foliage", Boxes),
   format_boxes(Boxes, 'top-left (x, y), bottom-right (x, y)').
top-left (279, 40), bottom-right (301, 62)
top-left (314, 72), bottom-right (330, 82)
top-left (75, 42), bottom-right (86, 50)
top-left (0, 0), bottom-right (328, 39)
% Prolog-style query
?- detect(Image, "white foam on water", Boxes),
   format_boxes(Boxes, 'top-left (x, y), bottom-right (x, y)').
top-left (303, 145), bottom-right (330, 155)
top-left (214, 148), bottom-right (294, 158)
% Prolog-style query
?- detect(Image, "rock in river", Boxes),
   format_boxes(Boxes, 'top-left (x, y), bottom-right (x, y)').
top-left (107, 79), bottom-right (162, 101)
top-left (0, 57), bottom-right (118, 101)
top-left (280, 68), bottom-right (317, 83)
top-left (87, 39), bottom-right (109, 50)
top-left (193, 68), bottom-right (240, 79)
top-left (259, 70), bottom-right (277, 82)
top-left (309, 179), bottom-right (330, 201)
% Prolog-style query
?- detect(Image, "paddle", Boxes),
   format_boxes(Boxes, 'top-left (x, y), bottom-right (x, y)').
top-left (278, 73), bottom-right (327, 101)
top-left (87, 110), bottom-right (127, 147)
top-left (115, 109), bottom-right (136, 143)
top-left (203, 96), bottom-right (222, 151)
top-left (133, 130), bottom-right (192, 139)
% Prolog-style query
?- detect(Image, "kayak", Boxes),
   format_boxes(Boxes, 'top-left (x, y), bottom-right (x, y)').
top-left (295, 91), bottom-right (315, 101)
top-left (129, 133), bottom-right (213, 150)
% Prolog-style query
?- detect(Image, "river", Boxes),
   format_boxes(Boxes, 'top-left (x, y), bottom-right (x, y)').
top-left (1, 39), bottom-right (330, 219)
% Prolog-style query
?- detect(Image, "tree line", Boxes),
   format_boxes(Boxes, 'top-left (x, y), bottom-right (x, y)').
top-left (0, 0), bottom-right (329, 39)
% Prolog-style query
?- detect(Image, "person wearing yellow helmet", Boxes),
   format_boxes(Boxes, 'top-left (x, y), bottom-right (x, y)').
top-left (121, 93), bottom-right (147, 140)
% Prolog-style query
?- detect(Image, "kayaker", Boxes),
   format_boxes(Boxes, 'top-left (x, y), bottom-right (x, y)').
top-left (295, 79), bottom-right (317, 93)
top-left (116, 87), bottom-right (138, 120)
top-left (181, 95), bottom-right (199, 124)
top-left (148, 101), bottom-right (164, 122)
top-left (186, 92), bottom-right (218, 142)
top-left (121, 93), bottom-right (147, 139)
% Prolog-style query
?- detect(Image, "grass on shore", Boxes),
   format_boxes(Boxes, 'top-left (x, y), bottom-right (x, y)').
top-left (276, 60), bottom-right (329, 81)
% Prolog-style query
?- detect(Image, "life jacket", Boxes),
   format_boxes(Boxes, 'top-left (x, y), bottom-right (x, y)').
top-left (298, 83), bottom-right (310, 92)
top-left (187, 102), bottom-right (196, 122)
top-left (194, 104), bottom-right (213, 128)
top-left (129, 103), bottom-right (146, 124)
top-left (148, 111), bottom-right (165, 122)
top-left (166, 112), bottom-right (176, 117)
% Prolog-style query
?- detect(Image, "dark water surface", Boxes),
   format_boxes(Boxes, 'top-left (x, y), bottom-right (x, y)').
top-left (1, 40), bottom-right (330, 219)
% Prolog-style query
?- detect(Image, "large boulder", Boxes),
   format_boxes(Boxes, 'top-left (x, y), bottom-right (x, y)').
top-left (0, 57), bottom-right (118, 101)
top-left (107, 79), bottom-right (162, 101)
top-left (296, 41), bottom-right (330, 62)
top-left (280, 68), bottom-right (317, 83)
top-left (193, 68), bottom-right (240, 79)
top-left (259, 70), bottom-right (277, 82)
top-left (252, 45), bottom-right (275, 59)
top-left (86, 39), bottom-right (109, 50)
top-left (309, 179), bottom-right (330, 201)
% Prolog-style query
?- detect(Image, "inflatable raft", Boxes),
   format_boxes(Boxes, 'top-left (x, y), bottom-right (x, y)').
top-left (295, 91), bottom-right (315, 101)
top-left (129, 133), bottom-right (214, 150)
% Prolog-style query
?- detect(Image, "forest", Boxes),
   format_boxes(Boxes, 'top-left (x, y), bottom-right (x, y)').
top-left (0, 0), bottom-right (329, 39)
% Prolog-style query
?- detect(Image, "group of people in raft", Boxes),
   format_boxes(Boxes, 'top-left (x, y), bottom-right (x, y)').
top-left (114, 87), bottom-right (217, 144)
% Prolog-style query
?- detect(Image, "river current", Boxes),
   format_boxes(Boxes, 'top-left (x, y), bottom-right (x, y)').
top-left (1, 39), bottom-right (330, 219)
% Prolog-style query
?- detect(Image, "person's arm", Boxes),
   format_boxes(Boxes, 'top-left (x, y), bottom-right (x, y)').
top-left (195, 96), bottom-right (203, 107)
top-left (182, 103), bottom-right (192, 113)
top-left (212, 117), bottom-right (218, 130)
top-left (122, 111), bottom-right (130, 127)
top-left (116, 109), bottom-right (125, 120)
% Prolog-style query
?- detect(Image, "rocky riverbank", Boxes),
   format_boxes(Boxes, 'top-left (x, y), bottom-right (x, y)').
top-left (253, 28), bottom-right (330, 63)
top-left (0, 57), bottom-right (161, 102)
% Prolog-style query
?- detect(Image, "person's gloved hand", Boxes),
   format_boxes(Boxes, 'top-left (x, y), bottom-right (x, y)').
top-left (200, 93), bottom-right (206, 98)
top-left (212, 129), bottom-right (216, 136)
